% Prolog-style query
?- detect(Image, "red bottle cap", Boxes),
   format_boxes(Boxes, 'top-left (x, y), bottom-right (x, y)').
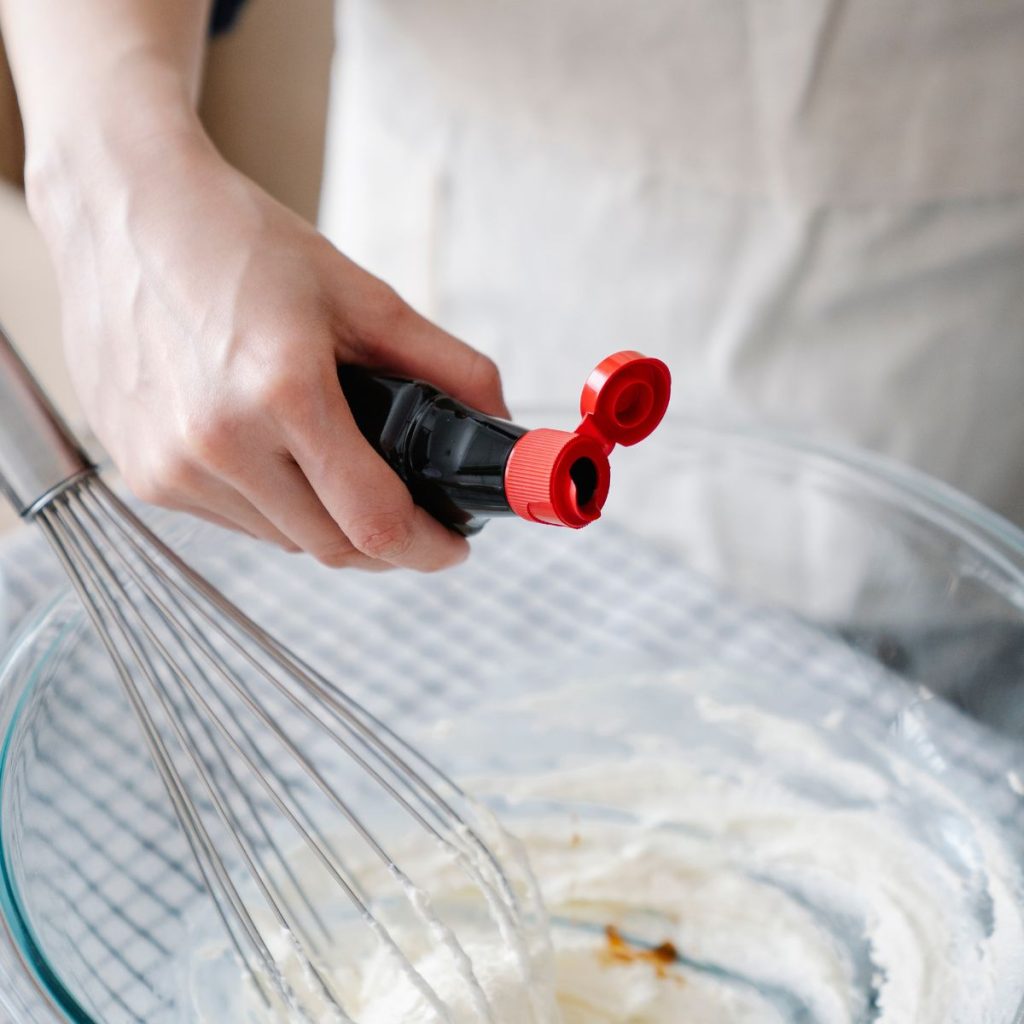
top-left (578, 350), bottom-right (672, 451)
top-left (504, 351), bottom-right (671, 529)
top-left (505, 429), bottom-right (611, 528)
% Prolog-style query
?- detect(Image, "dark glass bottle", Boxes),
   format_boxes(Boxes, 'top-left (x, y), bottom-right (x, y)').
top-left (339, 351), bottom-right (671, 537)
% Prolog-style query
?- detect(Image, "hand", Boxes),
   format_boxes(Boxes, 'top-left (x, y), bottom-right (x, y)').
top-left (29, 129), bottom-right (509, 571)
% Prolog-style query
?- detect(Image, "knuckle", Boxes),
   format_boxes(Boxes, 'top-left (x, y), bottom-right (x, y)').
top-left (373, 282), bottom-right (407, 321)
top-left (361, 283), bottom-right (408, 341)
top-left (124, 468), bottom-right (171, 507)
top-left (254, 367), bottom-right (308, 413)
top-left (181, 411), bottom-right (243, 470)
top-left (419, 542), bottom-right (468, 574)
top-left (312, 537), bottom-right (358, 569)
top-left (469, 352), bottom-right (502, 399)
top-left (416, 557), bottom-right (452, 576)
top-left (157, 449), bottom-right (199, 496)
top-left (124, 446), bottom-right (196, 507)
top-left (346, 509), bottom-right (415, 562)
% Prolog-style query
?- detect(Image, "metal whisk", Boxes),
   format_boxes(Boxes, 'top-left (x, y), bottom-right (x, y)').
top-left (0, 325), bottom-right (553, 1023)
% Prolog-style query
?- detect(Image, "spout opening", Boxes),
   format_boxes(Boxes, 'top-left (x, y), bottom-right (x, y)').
top-left (569, 457), bottom-right (599, 511)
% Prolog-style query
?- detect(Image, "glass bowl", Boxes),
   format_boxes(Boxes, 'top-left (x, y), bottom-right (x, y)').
top-left (1, 415), bottom-right (1023, 1023)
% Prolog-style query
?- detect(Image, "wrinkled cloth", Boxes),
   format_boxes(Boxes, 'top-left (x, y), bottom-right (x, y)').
top-left (320, 0), bottom-right (1024, 526)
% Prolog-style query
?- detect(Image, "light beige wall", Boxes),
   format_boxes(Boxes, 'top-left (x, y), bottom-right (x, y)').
top-left (201, 0), bottom-right (334, 226)
top-left (0, 21), bottom-right (23, 190)
top-left (0, 0), bottom-right (334, 534)
top-left (0, 0), bottom-right (335, 206)
top-left (0, 182), bottom-right (76, 534)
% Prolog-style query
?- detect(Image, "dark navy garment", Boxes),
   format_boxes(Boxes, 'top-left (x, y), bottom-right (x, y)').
top-left (209, 0), bottom-right (250, 34)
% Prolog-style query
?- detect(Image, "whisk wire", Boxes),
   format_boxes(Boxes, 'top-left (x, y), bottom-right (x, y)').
top-left (54, 492), bottom-right (360, 1020)
top-left (0, 323), bottom-right (557, 1023)
top-left (35, 500), bottom-right (284, 1013)
top-left (34, 480), bottom-right (550, 1023)
top-left (90, 486), bottom-right (527, 1019)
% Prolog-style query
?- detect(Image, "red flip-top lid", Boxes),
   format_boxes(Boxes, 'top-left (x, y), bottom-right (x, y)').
top-left (504, 351), bottom-right (671, 529)
top-left (578, 351), bottom-right (672, 452)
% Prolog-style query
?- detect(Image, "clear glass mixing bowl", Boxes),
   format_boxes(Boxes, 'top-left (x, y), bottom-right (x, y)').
top-left (1, 415), bottom-right (1023, 1023)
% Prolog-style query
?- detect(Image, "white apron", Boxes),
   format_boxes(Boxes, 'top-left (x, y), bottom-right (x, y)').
top-left (319, 0), bottom-right (1024, 527)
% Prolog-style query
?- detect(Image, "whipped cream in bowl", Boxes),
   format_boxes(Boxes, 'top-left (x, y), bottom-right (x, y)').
top-left (185, 663), bottom-right (1024, 1024)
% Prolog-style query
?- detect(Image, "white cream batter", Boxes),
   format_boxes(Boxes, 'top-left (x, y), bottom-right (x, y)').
top-left (185, 670), bottom-right (1024, 1023)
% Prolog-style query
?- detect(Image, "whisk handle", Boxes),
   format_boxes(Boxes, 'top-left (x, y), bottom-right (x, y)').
top-left (0, 323), bottom-right (92, 518)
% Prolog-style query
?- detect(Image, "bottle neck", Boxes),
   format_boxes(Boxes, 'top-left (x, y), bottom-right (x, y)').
top-left (339, 367), bottom-right (527, 535)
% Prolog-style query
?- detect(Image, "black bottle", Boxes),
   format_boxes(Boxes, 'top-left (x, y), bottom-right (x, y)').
top-left (339, 351), bottom-right (671, 536)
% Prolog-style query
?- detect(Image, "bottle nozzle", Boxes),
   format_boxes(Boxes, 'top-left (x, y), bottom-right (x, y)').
top-left (503, 351), bottom-right (671, 529)
top-left (504, 429), bottom-right (610, 528)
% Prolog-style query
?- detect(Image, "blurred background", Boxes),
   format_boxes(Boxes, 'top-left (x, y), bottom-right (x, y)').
top-left (2, 1), bottom-right (1023, 537)
top-left (0, 0), bottom-right (333, 533)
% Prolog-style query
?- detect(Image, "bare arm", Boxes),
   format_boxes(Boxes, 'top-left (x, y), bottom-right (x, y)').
top-left (0, 0), bottom-right (507, 571)
top-left (1, 0), bottom-right (208, 162)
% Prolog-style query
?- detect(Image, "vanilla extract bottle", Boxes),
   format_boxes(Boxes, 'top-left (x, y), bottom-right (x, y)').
top-left (340, 351), bottom-right (671, 536)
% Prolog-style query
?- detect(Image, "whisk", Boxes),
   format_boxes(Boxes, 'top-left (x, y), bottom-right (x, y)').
top-left (0, 326), bottom-right (555, 1023)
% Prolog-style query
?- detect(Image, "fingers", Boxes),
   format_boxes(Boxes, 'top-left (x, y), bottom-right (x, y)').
top-left (123, 452), bottom-right (299, 550)
top-left (183, 480), bottom-right (300, 551)
top-left (225, 452), bottom-right (396, 572)
top-left (141, 448), bottom-right (398, 573)
top-left (170, 503), bottom-right (260, 540)
top-left (120, 256), bottom-right (497, 572)
top-left (345, 280), bottom-right (511, 419)
top-left (125, 351), bottom-right (459, 571)
top-left (283, 365), bottom-right (470, 573)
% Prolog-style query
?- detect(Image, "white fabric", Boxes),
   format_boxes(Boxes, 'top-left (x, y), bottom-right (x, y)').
top-left (320, 0), bottom-right (1024, 526)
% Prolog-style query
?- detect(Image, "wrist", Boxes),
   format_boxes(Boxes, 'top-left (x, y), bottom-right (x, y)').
top-left (24, 57), bottom-right (206, 233)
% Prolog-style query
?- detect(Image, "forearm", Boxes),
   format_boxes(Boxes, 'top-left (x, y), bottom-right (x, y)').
top-left (0, 0), bottom-right (210, 207)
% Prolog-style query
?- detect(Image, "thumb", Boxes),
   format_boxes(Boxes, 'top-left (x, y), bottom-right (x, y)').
top-left (344, 283), bottom-right (511, 419)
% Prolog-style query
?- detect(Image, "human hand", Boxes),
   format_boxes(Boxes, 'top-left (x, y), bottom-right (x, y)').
top-left (29, 130), bottom-right (508, 571)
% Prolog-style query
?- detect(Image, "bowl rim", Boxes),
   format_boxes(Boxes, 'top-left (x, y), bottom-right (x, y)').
top-left (0, 593), bottom-right (90, 1023)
